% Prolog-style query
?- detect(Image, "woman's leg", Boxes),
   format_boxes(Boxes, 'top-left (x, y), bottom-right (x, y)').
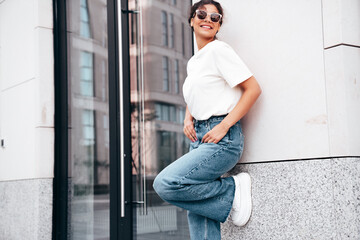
top-left (154, 140), bottom-right (238, 222)
top-left (153, 117), bottom-right (244, 229)
top-left (187, 211), bottom-right (221, 240)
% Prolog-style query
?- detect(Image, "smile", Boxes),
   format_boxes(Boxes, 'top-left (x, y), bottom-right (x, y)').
top-left (200, 25), bottom-right (213, 29)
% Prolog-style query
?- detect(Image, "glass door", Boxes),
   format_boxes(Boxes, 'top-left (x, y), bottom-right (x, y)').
top-left (54, 0), bottom-right (194, 239)
top-left (126, 0), bottom-right (193, 239)
top-left (66, 0), bottom-right (111, 239)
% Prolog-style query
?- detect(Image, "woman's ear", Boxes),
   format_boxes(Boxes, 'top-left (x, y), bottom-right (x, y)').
top-left (190, 18), bottom-right (194, 27)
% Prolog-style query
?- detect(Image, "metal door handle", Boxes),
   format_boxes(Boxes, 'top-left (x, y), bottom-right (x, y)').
top-left (128, 2), bottom-right (147, 215)
top-left (140, 4), bottom-right (147, 216)
top-left (118, 0), bottom-right (146, 218)
top-left (117, 0), bottom-right (125, 218)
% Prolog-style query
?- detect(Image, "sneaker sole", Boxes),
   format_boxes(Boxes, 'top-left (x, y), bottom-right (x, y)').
top-left (234, 172), bottom-right (252, 227)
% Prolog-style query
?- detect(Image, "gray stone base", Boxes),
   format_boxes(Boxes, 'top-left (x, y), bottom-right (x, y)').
top-left (0, 178), bottom-right (53, 240)
top-left (1, 159), bottom-right (359, 240)
top-left (222, 157), bottom-right (360, 240)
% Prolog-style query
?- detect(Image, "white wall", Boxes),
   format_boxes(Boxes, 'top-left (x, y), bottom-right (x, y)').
top-left (322, 0), bottom-right (360, 156)
top-left (193, 0), bottom-right (360, 162)
top-left (0, 0), bottom-right (54, 180)
top-left (1, 0), bottom-right (358, 177)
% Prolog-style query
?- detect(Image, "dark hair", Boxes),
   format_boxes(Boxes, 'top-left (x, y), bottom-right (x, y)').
top-left (188, 0), bottom-right (224, 28)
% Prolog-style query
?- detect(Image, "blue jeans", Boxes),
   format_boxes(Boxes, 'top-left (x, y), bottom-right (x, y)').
top-left (153, 115), bottom-right (245, 240)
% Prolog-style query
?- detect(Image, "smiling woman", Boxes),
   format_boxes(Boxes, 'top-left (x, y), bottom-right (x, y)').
top-left (153, 0), bottom-right (262, 240)
top-left (189, 2), bottom-right (223, 49)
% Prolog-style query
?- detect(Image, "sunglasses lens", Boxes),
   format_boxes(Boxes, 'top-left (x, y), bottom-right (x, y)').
top-left (195, 10), bottom-right (221, 23)
top-left (210, 14), bottom-right (220, 22)
top-left (196, 10), bottom-right (207, 19)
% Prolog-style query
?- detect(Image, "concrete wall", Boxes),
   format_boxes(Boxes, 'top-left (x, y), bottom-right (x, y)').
top-left (0, 0), bottom-right (54, 239)
top-left (198, 0), bottom-right (360, 238)
top-left (222, 157), bottom-right (360, 239)
top-left (0, 0), bottom-right (54, 180)
top-left (194, 0), bottom-right (360, 163)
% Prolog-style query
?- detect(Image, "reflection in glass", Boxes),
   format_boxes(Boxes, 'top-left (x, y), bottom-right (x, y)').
top-left (67, 0), bottom-right (110, 239)
top-left (80, 0), bottom-right (91, 38)
top-left (161, 11), bottom-right (168, 46)
top-left (174, 59), bottom-right (179, 93)
top-left (80, 51), bottom-right (94, 97)
top-left (162, 56), bottom-right (169, 92)
top-left (130, 0), bottom-right (193, 239)
top-left (169, 13), bottom-right (174, 48)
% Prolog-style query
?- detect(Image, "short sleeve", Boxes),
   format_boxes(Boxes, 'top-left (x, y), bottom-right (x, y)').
top-left (215, 42), bottom-right (253, 88)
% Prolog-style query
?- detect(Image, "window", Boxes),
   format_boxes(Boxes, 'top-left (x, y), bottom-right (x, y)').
top-left (82, 110), bottom-right (95, 146)
top-left (174, 59), bottom-right (179, 93)
top-left (157, 131), bottom-right (177, 169)
top-left (155, 104), bottom-right (162, 120)
top-left (169, 13), bottom-right (174, 48)
top-left (159, 131), bottom-right (170, 147)
top-left (162, 104), bottom-right (170, 121)
top-left (180, 133), bottom-right (190, 155)
top-left (161, 11), bottom-right (168, 46)
top-left (80, 51), bottom-right (94, 97)
top-left (169, 105), bottom-right (176, 122)
top-left (162, 56), bottom-right (169, 91)
top-left (155, 103), bottom-right (178, 123)
top-left (178, 106), bottom-right (185, 124)
top-left (80, 0), bottom-right (91, 38)
top-left (171, 0), bottom-right (177, 6)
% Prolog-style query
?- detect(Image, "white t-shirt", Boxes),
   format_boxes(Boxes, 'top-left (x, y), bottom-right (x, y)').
top-left (183, 40), bottom-right (253, 120)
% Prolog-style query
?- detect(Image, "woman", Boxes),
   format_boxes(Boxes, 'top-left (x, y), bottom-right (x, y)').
top-left (153, 0), bottom-right (261, 239)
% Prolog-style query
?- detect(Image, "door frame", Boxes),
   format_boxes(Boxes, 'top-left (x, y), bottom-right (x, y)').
top-left (53, 0), bottom-right (68, 238)
top-left (52, 0), bottom-right (132, 239)
top-left (109, 0), bottom-right (134, 239)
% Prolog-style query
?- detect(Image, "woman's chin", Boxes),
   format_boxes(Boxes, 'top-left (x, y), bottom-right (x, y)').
top-left (196, 32), bottom-right (216, 40)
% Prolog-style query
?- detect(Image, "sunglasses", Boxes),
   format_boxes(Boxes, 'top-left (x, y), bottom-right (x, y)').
top-left (195, 9), bottom-right (222, 23)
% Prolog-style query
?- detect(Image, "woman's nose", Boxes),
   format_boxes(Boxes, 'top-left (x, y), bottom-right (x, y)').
top-left (204, 14), bottom-right (211, 22)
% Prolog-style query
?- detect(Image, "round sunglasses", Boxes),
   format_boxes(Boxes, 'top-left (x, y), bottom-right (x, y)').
top-left (195, 9), bottom-right (222, 23)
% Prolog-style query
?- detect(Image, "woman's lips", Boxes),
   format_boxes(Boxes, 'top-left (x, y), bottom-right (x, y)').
top-left (200, 25), bottom-right (213, 30)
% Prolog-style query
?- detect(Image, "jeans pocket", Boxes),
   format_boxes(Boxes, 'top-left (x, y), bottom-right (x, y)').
top-left (189, 139), bottom-right (200, 151)
top-left (218, 129), bottom-right (231, 145)
top-left (209, 120), bottom-right (232, 145)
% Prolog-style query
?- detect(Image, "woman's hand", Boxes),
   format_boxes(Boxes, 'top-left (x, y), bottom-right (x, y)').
top-left (183, 106), bottom-right (197, 142)
top-left (202, 122), bottom-right (230, 144)
top-left (184, 117), bottom-right (197, 142)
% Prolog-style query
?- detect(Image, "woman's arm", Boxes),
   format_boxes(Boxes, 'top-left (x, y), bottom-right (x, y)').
top-left (202, 76), bottom-right (262, 143)
top-left (183, 106), bottom-right (198, 142)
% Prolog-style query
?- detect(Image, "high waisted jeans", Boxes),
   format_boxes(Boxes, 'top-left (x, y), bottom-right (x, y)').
top-left (153, 115), bottom-right (245, 240)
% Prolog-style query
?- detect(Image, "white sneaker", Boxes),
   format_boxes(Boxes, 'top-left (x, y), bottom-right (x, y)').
top-left (231, 172), bottom-right (252, 227)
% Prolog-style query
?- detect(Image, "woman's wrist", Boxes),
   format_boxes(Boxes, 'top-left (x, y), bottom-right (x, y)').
top-left (184, 106), bottom-right (193, 123)
top-left (220, 120), bottom-right (232, 130)
top-left (184, 115), bottom-right (193, 123)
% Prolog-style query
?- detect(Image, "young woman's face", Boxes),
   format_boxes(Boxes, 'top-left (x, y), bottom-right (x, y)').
top-left (191, 4), bottom-right (221, 40)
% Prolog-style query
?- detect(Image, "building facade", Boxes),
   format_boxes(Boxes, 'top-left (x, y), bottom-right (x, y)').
top-left (0, 0), bottom-right (359, 239)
